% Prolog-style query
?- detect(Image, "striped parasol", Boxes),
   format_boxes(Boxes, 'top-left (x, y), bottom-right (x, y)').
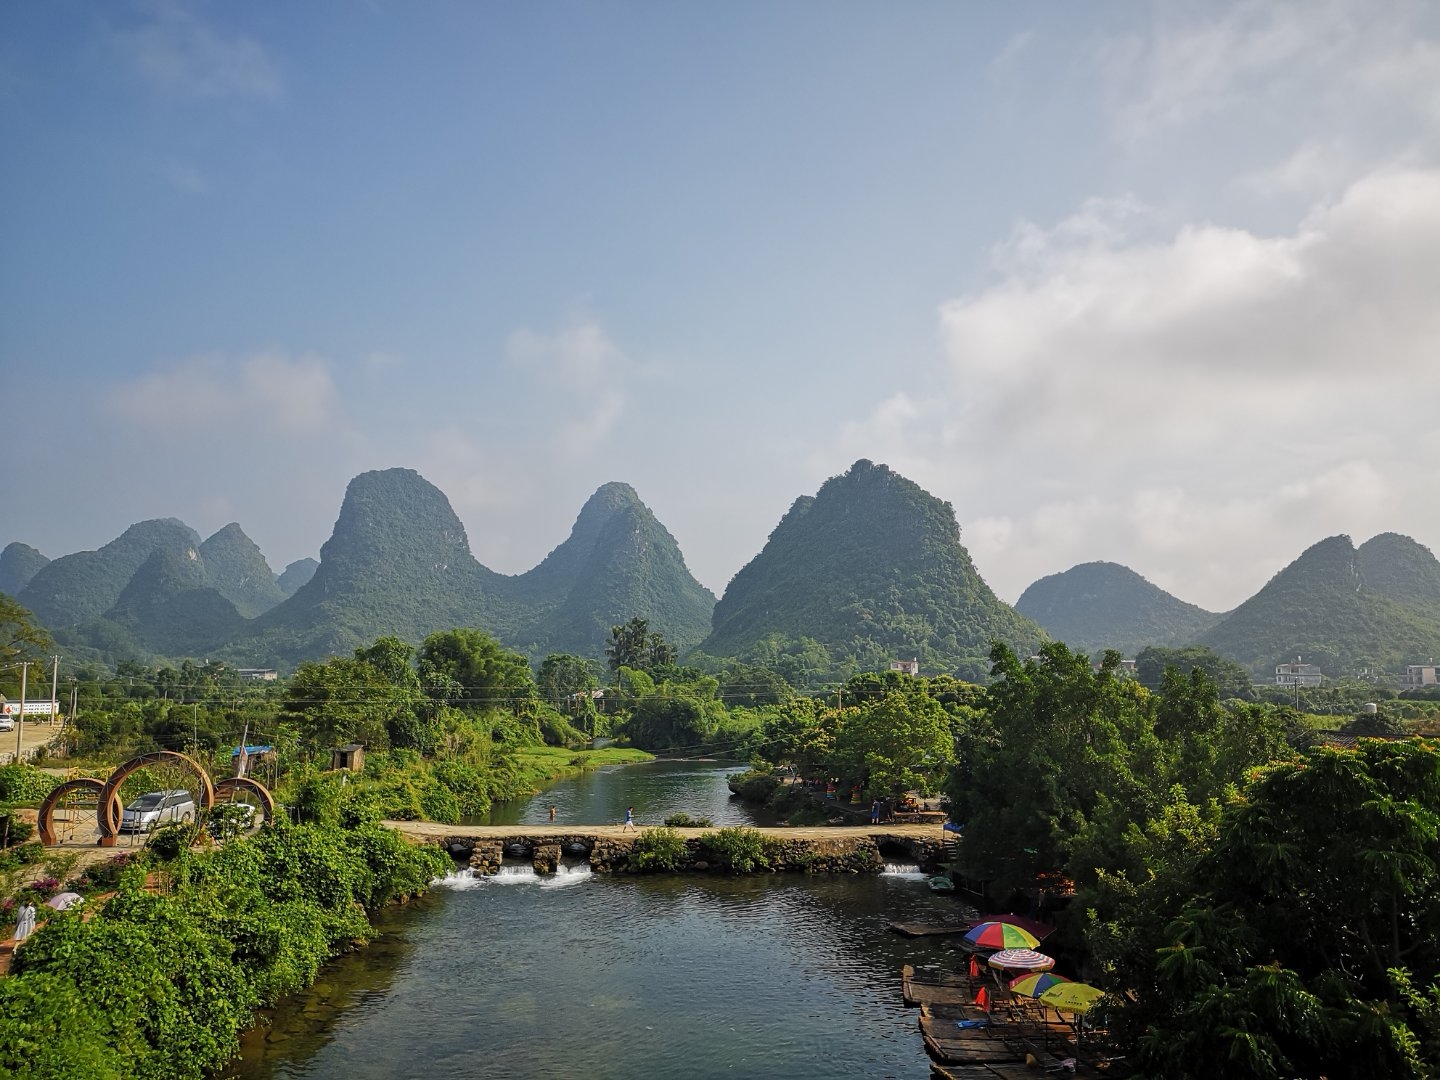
top-left (963, 920), bottom-right (1041, 950)
top-left (987, 948), bottom-right (1056, 971)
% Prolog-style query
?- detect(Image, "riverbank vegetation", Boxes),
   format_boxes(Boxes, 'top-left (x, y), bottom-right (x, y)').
top-left (7, 592), bottom-right (1440, 1078)
top-left (0, 818), bottom-right (449, 1080)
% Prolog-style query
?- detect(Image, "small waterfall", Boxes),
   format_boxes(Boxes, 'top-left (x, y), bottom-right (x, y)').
top-left (433, 864), bottom-right (593, 889)
top-left (881, 862), bottom-right (925, 878)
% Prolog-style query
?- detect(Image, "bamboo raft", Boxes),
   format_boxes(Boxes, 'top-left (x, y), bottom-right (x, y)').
top-left (902, 965), bottom-right (1107, 1075)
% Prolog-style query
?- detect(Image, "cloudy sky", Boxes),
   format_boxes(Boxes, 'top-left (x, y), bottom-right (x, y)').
top-left (4, 0), bottom-right (1439, 613)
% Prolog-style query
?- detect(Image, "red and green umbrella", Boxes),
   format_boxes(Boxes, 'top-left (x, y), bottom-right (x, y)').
top-left (1009, 971), bottom-right (1071, 998)
top-left (963, 920), bottom-right (1040, 950)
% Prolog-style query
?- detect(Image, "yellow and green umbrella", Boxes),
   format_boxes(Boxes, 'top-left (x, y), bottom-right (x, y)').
top-left (1038, 982), bottom-right (1105, 1013)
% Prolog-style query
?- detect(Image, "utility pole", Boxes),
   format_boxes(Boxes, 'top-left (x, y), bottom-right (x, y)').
top-left (49, 654), bottom-right (59, 724)
top-left (13, 661), bottom-right (28, 760)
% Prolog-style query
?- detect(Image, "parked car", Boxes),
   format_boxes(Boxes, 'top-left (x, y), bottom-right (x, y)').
top-left (206, 801), bottom-right (258, 838)
top-left (120, 789), bottom-right (196, 833)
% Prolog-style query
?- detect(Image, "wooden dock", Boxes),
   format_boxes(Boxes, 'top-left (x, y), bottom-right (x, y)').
top-left (900, 965), bottom-right (1108, 1076)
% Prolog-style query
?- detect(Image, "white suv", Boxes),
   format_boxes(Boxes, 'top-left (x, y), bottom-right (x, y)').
top-left (120, 789), bottom-right (197, 832)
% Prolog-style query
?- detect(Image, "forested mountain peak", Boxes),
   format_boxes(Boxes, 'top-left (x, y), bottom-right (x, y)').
top-left (276, 557), bottom-right (318, 597)
top-left (1015, 560), bottom-right (1221, 658)
top-left (199, 523), bottom-right (287, 618)
top-left (1356, 532), bottom-right (1440, 610)
top-left (0, 542), bottom-right (50, 597)
top-left (511, 480), bottom-right (716, 658)
top-left (699, 459), bottom-right (1045, 680)
top-left (1198, 533), bottom-right (1440, 677)
top-left (106, 548), bottom-right (244, 656)
top-left (18, 517), bottom-right (202, 628)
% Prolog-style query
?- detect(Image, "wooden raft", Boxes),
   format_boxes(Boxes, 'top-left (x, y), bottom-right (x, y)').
top-left (890, 921), bottom-right (972, 938)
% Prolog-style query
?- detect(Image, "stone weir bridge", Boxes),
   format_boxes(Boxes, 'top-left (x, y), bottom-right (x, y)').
top-left (388, 821), bottom-right (950, 877)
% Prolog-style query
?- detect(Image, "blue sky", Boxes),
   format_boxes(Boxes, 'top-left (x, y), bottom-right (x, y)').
top-left (4, 0), bottom-right (1440, 612)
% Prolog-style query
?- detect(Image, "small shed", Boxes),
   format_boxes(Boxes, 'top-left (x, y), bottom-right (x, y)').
top-left (330, 743), bottom-right (365, 772)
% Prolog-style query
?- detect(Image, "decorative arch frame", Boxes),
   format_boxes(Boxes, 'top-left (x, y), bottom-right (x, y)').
top-left (96, 750), bottom-right (215, 848)
top-left (213, 776), bottom-right (277, 825)
top-left (37, 777), bottom-right (107, 846)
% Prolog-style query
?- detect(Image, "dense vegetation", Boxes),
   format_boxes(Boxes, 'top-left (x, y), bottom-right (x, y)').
top-left (1199, 534), bottom-right (1440, 678)
top-left (695, 460), bottom-right (1047, 683)
top-left (0, 819), bottom-right (449, 1080)
top-left (15, 468), bottom-right (716, 671)
top-left (1015, 560), bottom-right (1221, 658)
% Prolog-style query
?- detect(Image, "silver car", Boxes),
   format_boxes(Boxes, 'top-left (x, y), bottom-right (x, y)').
top-left (120, 789), bottom-right (197, 832)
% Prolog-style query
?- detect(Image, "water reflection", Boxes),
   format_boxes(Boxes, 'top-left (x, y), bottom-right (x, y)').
top-left (219, 763), bottom-right (971, 1080)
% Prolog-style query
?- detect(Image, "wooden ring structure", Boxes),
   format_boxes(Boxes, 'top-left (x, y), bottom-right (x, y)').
top-left (37, 777), bottom-right (108, 846)
top-left (213, 776), bottom-right (277, 825)
top-left (96, 750), bottom-right (215, 848)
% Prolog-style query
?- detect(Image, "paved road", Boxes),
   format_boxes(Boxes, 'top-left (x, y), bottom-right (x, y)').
top-left (0, 718), bottom-right (65, 764)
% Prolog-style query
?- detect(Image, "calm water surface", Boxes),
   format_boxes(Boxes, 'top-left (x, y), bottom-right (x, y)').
top-left (220, 762), bottom-right (968, 1080)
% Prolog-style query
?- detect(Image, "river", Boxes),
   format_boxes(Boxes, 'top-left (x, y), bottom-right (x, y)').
top-left (218, 761), bottom-right (969, 1080)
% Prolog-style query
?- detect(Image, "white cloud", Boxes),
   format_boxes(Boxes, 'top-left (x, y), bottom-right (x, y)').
top-left (505, 319), bottom-right (634, 459)
top-left (109, 351), bottom-right (339, 432)
top-left (111, 0), bottom-right (282, 102)
top-left (869, 165), bottom-right (1440, 610)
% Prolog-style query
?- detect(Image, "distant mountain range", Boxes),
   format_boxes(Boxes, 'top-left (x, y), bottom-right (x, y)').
top-left (5, 468), bottom-right (718, 670)
top-left (6, 462), bottom-right (1438, 683)
top-left (1018, 534), bottom-right (1440, 679)
top-left (1015, 561), bottom-right (1222, 658)
top-left (1196, 533), bottom-right (1440, 677)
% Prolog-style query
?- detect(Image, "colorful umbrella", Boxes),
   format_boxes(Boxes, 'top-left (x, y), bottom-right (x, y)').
top-left (963, 920), bottom-right (1041, 950)
top-left (987, 948), bottom-right (1055, 971)
top-left (1008, 971), bottom-right (1071, 998)
top-left (1039, 982), bottom-right (1105, 1013)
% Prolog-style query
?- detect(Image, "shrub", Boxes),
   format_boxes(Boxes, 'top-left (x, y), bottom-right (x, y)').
top-left (630, 826), bottom-right (689, 872)
top-left (663, 812), bottom-right (714, 828)
top-left (0, 764), bottom-right (63, 804)
top-left (701, 826), bottom-right (778, 873)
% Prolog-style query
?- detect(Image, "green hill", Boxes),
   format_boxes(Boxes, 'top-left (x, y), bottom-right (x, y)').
top-left (276, 558), bottom-right (318, 597)
top-left (1015, 561), bottom-right (1220, 658)
top-left (199, 523), bottom-right (287, 617)
top-left (18, 519), bottom-right (202, 629)
top-left (0, 543), bottom-right (49, 596)
top-left (229, 468), bottom-right (509, 665)
top-left (508, 482), bottom-right (716, 658)
top-left (697, 459), bottom-right (1046, 680)
top-left (1197, 534), bottom-right (1440, 677)
top-left (104, 548), bottom-right (246, 656)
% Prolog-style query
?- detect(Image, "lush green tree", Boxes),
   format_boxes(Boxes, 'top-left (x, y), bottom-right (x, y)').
top-left (280, 657), bottom-right (401, 751)
top-left (1119, 739), bottom-right (1440, 1079)
top-left (946, 642), bottom-right (1154, 897)
top-left (717, 663), bottom-right (793, 708)
top-left (417, 628), bottom-right (535, 710)
top-left (536, 653), bottom-right (600, 705)
top-left (622, 687), bottom-right (725, 752)
top-left (353, 636), bottom-right (421, 690)
top-left (1135, 645), bottom-right (1255, 700)
top-left (833, 690), bottom-right (955, 798)
top-left (0, 595), bottom-right (54, 698)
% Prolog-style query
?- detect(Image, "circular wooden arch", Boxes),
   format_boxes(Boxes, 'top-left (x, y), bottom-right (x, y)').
top-left (37, 777), bottom-right (108, 846)
top-left (96, 750), bottom-right (215, 848)
top-left (213, 776), bottom-right (277, 824)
